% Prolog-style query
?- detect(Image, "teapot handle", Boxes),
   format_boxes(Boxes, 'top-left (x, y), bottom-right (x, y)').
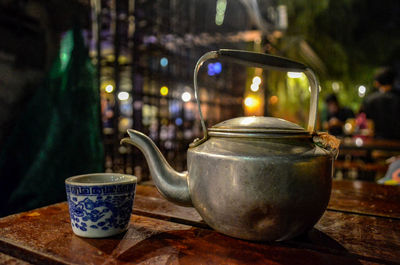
top-left (191, 49), bottom-right (319, 147)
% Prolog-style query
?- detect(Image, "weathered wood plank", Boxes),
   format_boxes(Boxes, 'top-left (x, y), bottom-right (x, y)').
top-left (0, 203), bottom-right (384, 265)
top-left (330, 180), bottom-right (400, 219)
top-left (0, 252), bottom-right (32, 265)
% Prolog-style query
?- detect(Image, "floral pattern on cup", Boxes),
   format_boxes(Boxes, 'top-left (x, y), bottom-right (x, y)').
top-left (65, 182), bottom-right (136, 237)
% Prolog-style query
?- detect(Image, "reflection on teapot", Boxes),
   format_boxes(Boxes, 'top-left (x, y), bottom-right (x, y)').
top-left (121, 50), bottom-right (336, 241)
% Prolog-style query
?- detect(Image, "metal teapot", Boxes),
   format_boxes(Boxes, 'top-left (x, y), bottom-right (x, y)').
top-left (121, 49), bottom-right (335, 241)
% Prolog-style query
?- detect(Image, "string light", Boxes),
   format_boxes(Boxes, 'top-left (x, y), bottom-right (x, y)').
top-left (118, 92), bottom-right (129, 101)
top-left (182, 92), bottom-right (191, 102)
top-left (250, 83), bottom-right (259, 92)
top-left (332, 82), bottom-right (340, 92)
top-left (105, 85), bottom-right (114, 93)
top-left (252, 76), bottom-right (261, 85)
top-left (160, 86), bottom-right (169, 96)
top-left (244, 96), bottom-right (259, 107)
top-left (160, 57), bottom-right (168, 67)
top-left (358, 85), bottom-right (366, 97)
top-left (250, 76), bottom-right (261, 92)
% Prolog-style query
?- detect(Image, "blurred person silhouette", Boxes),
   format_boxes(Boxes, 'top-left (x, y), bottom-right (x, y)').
top-left (322, 94), bottom-right (354, 136)
top-left (360, 68), bottom-right (400, 139)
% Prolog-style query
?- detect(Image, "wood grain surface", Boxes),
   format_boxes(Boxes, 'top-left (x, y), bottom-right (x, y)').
top-left (330, 180), bottom-right (400, 219)
top-left (0, 203), bottom-right (383, 265)
top-left (0, 181), bottom-right (399, 264)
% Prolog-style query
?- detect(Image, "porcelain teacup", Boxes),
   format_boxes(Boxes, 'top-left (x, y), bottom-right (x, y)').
top-left (65, 173), bottom-right (137, 238)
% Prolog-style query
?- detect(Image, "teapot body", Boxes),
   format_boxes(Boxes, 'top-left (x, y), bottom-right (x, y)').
top-left (122, 50), bottom-right (336, 241)
top-left (187, 136), bottom-right (332, 241)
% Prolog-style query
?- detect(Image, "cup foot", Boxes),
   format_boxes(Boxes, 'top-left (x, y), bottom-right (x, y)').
top-left (71, 226), bottom-right (128, 238)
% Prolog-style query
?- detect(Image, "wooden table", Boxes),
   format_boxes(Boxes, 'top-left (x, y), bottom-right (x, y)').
top-left (0, 180), bottom-right (399, 264)
top-left (340, 138), bottom-right (400, 152)
top-left (335, 138), bottom-right (400, 179)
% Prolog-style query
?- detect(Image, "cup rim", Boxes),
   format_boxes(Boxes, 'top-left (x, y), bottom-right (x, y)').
top-left (65, 173), bottom-right (137, 186)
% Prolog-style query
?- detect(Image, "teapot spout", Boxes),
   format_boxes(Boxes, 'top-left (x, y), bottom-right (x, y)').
top-left (121, 129), bottom-right (192, 206)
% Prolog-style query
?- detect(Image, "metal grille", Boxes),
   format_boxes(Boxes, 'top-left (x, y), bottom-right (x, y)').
top-left (89, 0), bottom-right (275, 181)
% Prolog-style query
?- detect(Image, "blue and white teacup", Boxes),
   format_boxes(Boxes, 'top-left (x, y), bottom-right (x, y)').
top-left (65, 173), bottom-right (137, 238)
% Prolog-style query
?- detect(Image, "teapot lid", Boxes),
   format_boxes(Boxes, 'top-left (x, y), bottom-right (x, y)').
top-left (208, 116), bottom-right (309, 138)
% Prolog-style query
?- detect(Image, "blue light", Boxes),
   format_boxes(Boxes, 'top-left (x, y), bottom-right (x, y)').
top-left (175, 118), bottom-right (183, 126)
top-left (214, 62), bottom-right (222, 74)
top-left (169, 100), bottom-right (180, 115)
top-left (208, 63), bottom-right (215, 76)
top-left (207, 62), bottom-right (222, 76)
top-left (160, 57), bottom-right (168, 67)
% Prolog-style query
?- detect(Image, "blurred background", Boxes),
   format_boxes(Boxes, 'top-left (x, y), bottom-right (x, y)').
top-left (0, 0), bottom-right (399, 214)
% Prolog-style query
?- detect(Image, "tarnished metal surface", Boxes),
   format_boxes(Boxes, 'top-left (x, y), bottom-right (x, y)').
top-left (123, 129), bottom-right (332, 241)
top-left (121, 132), bottom-right (192, 206)
top-left (188, 136), bottom-right (332, 241)
top-left (209, 116), bottom-right (307, 134)
top-left (120, 50), bottom-right (333, 241)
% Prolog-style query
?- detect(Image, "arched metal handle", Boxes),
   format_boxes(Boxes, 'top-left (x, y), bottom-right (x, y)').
top-left (191, 49), bottom-right (319, 147)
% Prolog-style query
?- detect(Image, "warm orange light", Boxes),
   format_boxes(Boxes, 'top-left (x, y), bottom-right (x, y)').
top-left (269, 95), bottom-right (278, 105)
top-left (244, 96), bottom-right (258, 107)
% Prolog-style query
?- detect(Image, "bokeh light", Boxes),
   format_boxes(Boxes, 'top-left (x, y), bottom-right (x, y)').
top-left (244, 96), bottom-right (258, 107)
top-left (118, 91), bottom-right (129, 101)
top-left (182, 92), bottom-right (191, 102)
top-left (105, 84), bottom-right (114, 93)
top-left (250, 83), bottom-right (259, 92)
top-left (207, 62), bottom-right (222, 76)
top-left (287, 72), bottom-right (304, 79)
top-left (160, 86), bottom-right (169, 96)
top-left (269, 95), bottom-right (279, 105)
top-left (252, 76), bottom-right (261, 85)
top-left (358, 85), bottom-right (366, 97)
top-left (175, 117), bottom-right (183, 126)
top-left (160, 57), bottom-right (168, 67)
